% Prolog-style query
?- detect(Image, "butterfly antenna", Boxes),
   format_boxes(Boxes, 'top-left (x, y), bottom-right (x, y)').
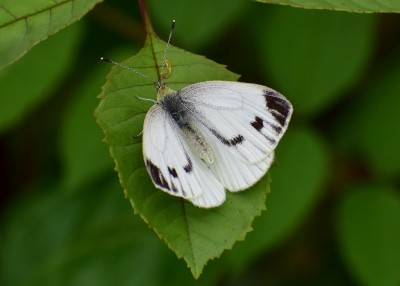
top-left (100, 57), bottom-right (157, 85)
top-left (160, 20), bottom-right (176, 77)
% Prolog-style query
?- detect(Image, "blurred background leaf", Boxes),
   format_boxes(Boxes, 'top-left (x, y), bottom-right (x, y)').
top-left (0, 177), bottom-right (220, 286)
top-left (147, 0), bottom-right (247, 51)
top-left (337, 185), bottom-right (400, 286)
top-left (258, 0), bottom-right (400, 13)
top-left (58, 47), bottom-right (134, 192)
top-left (225, 127), bottom-right (329, 273)
top-left (255, 7), bottom-right (377, 117)
top-left (1, 0), bottom-right (400, 284)
top-left (333, 52), bottom-right (400, 179)
top-left (0, 23), bottom-right (83, 133)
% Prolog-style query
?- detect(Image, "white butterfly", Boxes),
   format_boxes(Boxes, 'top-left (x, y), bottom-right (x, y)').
top-left (102, 21), bottom-right (293, 208)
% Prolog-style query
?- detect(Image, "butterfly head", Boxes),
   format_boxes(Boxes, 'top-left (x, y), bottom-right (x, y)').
top-left (101, 20), bottom-right (178, 104)
top-left (156, 80), bottom-right (175, 101)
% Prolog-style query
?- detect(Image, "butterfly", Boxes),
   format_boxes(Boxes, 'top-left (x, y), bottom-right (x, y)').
top-left (102, 21), bottom-right (293, 208)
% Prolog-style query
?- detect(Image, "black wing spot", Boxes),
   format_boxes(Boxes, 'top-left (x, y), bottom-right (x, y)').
top-left (230, 135), bottom-right (244, 145)
top-left (183, 156), bottom-right (193, 173)
top-left (171, 182), bottom-right (178, 194)
top-left (210, 129), bottom-right (244, 146)
top-left (252, 115), bottom-right (282, 135)
top-left (251, 116), bottom-right (264, 131)
top-left (146, 159), bottom-right (170, 191)
top-left (264, 90), bottom-right (291, 126)
top-left (251, 115), bottom-right (281, 142)
top-left (168, 167), bottom-right (178, 178)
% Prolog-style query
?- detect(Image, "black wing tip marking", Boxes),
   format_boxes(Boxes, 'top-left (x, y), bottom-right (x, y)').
top-left (146, 159), bottom-right (171, 191)
top-left (264, 90), bottom-right (292, 127)
top-left (168, 167), bottom-right (178, 178)
top-left (272, 124), bottom-right (283, 134)
top-left (146, 156), bottom-right (193, 195)
top-left (171, 182), bottom-right (179, 194)
top-left (147, 160), bottom-right (179, 194)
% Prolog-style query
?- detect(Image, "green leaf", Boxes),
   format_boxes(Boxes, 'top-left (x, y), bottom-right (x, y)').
top-left (337, 185), bottom-right (400, 286)
top-left (0, 22), bottom-right (83, 134)
top-left (95, 34), bottom-right (272, 278)
top-left (148, 0), bottom-right (247, 50)
top-left (0, 0), bottom-right (102, 69)
top-left (258, 0), bottom-right (400, 13)
top-left (58, 47), bottom-right (134, 191)
top-left (255, 7), bottom-right (376, 117)
top-left (226, 127), bottom-right (329, 271)
top-left (132, 169), bottom-right (270, 279)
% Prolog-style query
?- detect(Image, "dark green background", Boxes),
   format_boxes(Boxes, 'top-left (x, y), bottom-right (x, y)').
top-left (1, 0), bottom-right (400, 285)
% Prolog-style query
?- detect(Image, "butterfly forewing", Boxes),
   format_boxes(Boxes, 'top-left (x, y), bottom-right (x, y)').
top-left (179, 81), bottom-right (293, 164)
top-left (143, 104), bottom-right (226, 207)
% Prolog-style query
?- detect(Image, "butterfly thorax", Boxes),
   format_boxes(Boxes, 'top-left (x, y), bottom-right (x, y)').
top-left (161, 92), bottom-right (215, 165)
top-left (161, 92), bottom-right (189, 128)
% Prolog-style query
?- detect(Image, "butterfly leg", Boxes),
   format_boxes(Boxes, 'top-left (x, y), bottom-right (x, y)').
top-left (134, 130), bottom-right (143, 137)
top-left (136, 95), bottom-right (157, 103)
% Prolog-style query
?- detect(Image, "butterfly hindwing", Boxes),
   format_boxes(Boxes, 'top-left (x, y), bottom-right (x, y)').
top-left (208, 137), bottom-right (275, 192)
top-left (183, 110), bottom-right (276, 192)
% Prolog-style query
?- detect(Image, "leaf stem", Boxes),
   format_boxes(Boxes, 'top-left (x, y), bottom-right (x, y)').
top-left (138, 0), bottom-right (154, 36)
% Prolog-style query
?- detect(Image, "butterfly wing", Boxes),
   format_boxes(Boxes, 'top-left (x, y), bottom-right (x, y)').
top-left (142, 104), bottom-right (226, 208)
top-left (177, 81), bottom-right (292, 191)
top-left (179, 81), bottom-right (293, 164)
top-left (184, 120), bottom-right (276, 192)
top-left (143, 81), bottom-right (292, 205)
top-left (208, 134), bottom-right (275, 191)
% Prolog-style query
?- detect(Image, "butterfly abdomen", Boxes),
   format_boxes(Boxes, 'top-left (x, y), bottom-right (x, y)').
top-left (182, 125), bottom-right (214, 165)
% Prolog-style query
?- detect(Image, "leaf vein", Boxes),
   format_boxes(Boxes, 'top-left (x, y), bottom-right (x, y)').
top-left (0, 0), bottom-right (72, 29)
top-left (181, 200), bottom-right (197, 273)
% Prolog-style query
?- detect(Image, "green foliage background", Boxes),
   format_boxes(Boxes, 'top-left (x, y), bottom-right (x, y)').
top-left (1, 0), bottom-right (400, 285)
